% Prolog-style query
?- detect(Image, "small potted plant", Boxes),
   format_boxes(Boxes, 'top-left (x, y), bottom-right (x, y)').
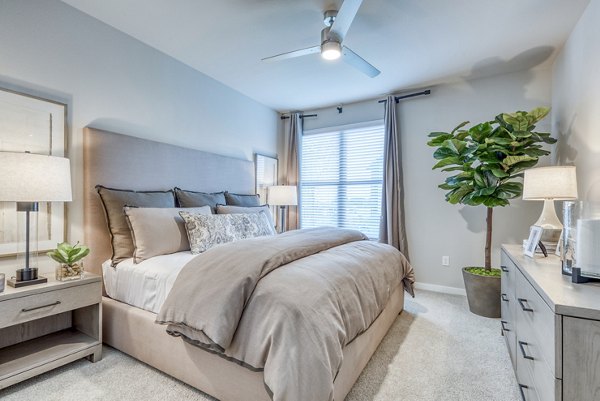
top-left (427, 107), bottom-right (556, 317)
top-left (48, 242), bottom-right (90, 281)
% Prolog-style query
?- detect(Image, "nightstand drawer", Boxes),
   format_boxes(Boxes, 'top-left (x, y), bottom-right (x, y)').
top-left (0, 282), bottom-right (101, 329)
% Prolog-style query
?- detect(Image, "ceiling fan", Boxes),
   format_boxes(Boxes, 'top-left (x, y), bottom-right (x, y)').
top-left (261, 0), bottom-right (380, 78)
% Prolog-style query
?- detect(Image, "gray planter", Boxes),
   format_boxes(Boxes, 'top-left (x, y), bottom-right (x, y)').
top-left (462, 267), bottom-right (501, 318)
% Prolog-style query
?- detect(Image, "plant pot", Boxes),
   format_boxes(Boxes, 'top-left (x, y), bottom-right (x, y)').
top-left (56, 261), bottom-right (84, 281)
top-left (462, 267), bottom-right (501, 318)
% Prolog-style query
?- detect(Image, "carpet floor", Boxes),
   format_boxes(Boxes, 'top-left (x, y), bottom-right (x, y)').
top-left (1, 290), bottom-right (519, 401)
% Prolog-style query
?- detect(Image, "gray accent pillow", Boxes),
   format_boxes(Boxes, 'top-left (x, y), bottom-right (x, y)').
top-left (224, 191), bottom-right (260, 206)
top-left (215, 204), bottom-right (276, 230)
top-left (96, 186), bottom-right (176, 266)
top-left (174, 188), bottom-right (226, 211)
top-left (179, 212), bottom-right (275, 254)
top-left (124, 206), bottom-right (212, 263)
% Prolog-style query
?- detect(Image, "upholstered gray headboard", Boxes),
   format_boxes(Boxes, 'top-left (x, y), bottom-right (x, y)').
top-left (83, 127), bottom-right (255, 278)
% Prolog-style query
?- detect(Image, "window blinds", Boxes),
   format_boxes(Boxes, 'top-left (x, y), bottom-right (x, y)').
top-left (300, 124), bottom-right (385, 239)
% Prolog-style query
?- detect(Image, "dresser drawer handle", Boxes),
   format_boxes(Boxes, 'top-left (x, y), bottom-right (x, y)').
top-left (518, 341), bottom-right (534, 360)
top-left (21, 301), bottom-right (61, 312)
top-left (518, 384), bottom-right (529, 401)
top-left (500, 320), bottom-right (510, 332)
top-left (517, 298), bottom-right (533, 312)
top-left (501, 265), bottom-right (509, 272)
top-left (501, 293), bottom-right (509, 302)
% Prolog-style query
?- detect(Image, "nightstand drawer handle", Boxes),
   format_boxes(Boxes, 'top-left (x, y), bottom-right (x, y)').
top-left (500, 320), bottom-right (510, 332)
top-left (518, 384), bottom-right (529, 401)
top-left (518, 341), bottom-right (534, 360)
top-left (517, 298), bottom-right (533, 312)
top-left (21, 301), bottom-right (61, 312)
top-left (501, 293), bottom-right (509, 302)
top-left (501, 265), bottom-right (509, 272)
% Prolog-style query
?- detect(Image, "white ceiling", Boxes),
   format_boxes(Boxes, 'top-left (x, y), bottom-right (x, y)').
top-left (62, 0), bottom-right (589, 111)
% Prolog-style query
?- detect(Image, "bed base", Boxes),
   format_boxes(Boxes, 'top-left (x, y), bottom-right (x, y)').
top-left (102, 283), bottom-right (405, 401)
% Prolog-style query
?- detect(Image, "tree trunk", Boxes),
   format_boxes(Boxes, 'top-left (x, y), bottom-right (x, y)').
top-left (485, 207), bottom-right (493, 270)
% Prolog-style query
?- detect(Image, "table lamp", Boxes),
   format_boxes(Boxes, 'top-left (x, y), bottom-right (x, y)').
top-left (267, 185), bottom-right (298, 233)
top-left (0, 152), bottom-right (72, 287)
top-left (523, 166), bottom-right (578, 232)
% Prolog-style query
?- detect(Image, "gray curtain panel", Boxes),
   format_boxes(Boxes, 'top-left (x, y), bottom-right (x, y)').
top-left (379, 95), bottom-right (410, 259)
top-left (285, 112), bottom-right (302, 230)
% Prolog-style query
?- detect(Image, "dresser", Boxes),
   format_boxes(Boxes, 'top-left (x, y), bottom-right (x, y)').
top-left (0, 273), bottom-right (102, 389)
top-left (501, 244), bottom-right (600, 401)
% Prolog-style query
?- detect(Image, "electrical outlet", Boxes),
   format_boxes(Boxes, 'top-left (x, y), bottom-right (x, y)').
top-left (442, 256), bottom-right (450, 266)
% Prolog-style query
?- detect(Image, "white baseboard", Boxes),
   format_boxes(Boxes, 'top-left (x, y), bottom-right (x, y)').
top-left (414, 282), bottom-right (467, 297)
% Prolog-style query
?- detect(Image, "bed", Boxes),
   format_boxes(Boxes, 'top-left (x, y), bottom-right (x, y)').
top-left (83, 127), bottom-right (413, 401)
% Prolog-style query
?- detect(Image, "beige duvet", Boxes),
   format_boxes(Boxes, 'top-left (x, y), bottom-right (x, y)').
top-left (157, 227), bottom-right (414, 401)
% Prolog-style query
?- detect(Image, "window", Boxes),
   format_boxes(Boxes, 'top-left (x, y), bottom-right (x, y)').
top-left (300, 122), bottom-right (385, 239)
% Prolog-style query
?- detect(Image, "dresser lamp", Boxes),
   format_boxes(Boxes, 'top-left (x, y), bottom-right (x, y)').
top-left (0, 152), bottom-right (72, 287)
top-left (523, 166), bottom-right (578, 237)
top-left (267, 185), bottom-right (298, 233)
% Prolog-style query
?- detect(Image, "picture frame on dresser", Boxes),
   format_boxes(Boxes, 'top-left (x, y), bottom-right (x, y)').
top-left (524, 225), bottom-right (543, 257)
top-left (0, 87), bottom-right (67, 257)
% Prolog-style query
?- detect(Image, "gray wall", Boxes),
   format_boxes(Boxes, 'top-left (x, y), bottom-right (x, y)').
top-left (0, 0), bottom-right (278, 275)
top-left (293, 68), bottom-right (553, 291)
top-left (552, 0), bottom-right (600, 200)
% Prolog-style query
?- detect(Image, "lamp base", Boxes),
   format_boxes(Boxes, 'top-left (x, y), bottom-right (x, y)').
top-left (7, 268), bottom-right (48, 288)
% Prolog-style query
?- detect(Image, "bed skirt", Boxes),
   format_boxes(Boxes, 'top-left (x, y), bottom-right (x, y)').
top-left (102, 283), bottom-right (405, 401)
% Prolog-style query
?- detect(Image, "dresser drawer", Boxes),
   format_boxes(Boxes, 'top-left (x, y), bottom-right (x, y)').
top-left (0, 282), bottom-right (101, 329)
top-left (516, 358), bottom-right (540, 401)
top-left (517, 327), bottom-right (562, 401)
top-left (515, 269), bottom-right (560, 377)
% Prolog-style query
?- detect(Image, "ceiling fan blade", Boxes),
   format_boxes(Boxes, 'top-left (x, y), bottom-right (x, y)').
top-left (261, 45), bottom-right (321, 62)
top-left (329, 0), bottom-right (364, 42)
top-left (342, 46), bottom-right (380, 78)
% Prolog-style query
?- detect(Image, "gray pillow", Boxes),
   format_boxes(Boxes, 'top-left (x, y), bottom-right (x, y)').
top-left (96, 186), bottom-right (176, 266)
top-left (124, 206), bottom-right (212, 263)
top-left (224, 192), bottom-right (260, 207)
top-left (216, 204), bottom-right (276, 230)
top-left (179, 212), bottom-right (275, 254)
top-left (174, 188), bottom-right (226, 211)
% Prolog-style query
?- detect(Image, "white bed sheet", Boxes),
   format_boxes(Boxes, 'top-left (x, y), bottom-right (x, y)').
top-left (102, 252), bottom-right (197, 313)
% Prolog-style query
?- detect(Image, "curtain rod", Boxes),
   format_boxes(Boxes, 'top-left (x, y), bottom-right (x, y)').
top-left (378, 89), bottom-right (431, 104)
top-left (280, 113), bottom-right (318, 120)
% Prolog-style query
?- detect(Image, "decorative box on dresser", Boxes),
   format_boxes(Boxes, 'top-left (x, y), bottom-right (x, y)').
top-left (0, 273), bottom-right (102, 389)
top-left (501, 244), bottom-right (600, 401)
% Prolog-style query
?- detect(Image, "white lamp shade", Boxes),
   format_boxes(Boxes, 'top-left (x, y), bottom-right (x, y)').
top-left (267, 185), bottom-right (298, 206)
top-left (0, 152), bottom-right (72, 202)
top-left (522, 166), bottom-right (578, 201)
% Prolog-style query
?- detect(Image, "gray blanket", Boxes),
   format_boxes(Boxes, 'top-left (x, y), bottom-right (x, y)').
top-left (157, 227), bottom-right (414, 401)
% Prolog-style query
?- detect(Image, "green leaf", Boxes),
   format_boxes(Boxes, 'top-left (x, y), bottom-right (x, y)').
top-left (503, 155), bottom-right (537, 167)
top-left (527, 107), bottom-right (550, 125)
top-left (451, 121), bottom-right (470, 135)
top-left (428, 131), bottom-right (450, 137)
top-left (447, 185), bottom-right (473, 204)
top-left (427, 135), bottom-right (453, 147)
top-left (433, 147), bottom-right (458, 160)
top-left (433, 156), bottom-right (461, 169)
top-left (512, 131), bottom-right (532, 138)
top-left (490, 168), bottom-right (509, 178)
top-left (502, 113), bottom-right (529, 131)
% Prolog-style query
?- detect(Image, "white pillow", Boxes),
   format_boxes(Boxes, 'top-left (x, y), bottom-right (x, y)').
top-left (124, 206), bottom-right (211, 263)
top-left (179, 211), bottom-right (275, 254)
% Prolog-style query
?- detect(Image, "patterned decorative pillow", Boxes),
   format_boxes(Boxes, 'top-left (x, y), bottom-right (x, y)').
top-left (215, 204), bottom-right (276, 229)
top-left (179, 211), bottom-right (276, 254)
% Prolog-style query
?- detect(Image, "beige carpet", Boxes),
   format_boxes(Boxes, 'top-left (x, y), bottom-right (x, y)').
top-left (1, 290), bottom-right (519, 401)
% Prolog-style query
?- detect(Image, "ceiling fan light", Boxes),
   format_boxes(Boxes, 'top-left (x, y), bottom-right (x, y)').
top-left (321, 41), bottom-right (341, 60)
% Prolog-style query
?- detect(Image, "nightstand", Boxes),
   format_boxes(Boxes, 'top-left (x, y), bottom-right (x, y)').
top-left (0, 273), bottom-right (102, 389)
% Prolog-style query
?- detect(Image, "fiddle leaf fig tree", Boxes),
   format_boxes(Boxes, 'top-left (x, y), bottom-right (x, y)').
top-left (427, 107), bottom-right (556, 271)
